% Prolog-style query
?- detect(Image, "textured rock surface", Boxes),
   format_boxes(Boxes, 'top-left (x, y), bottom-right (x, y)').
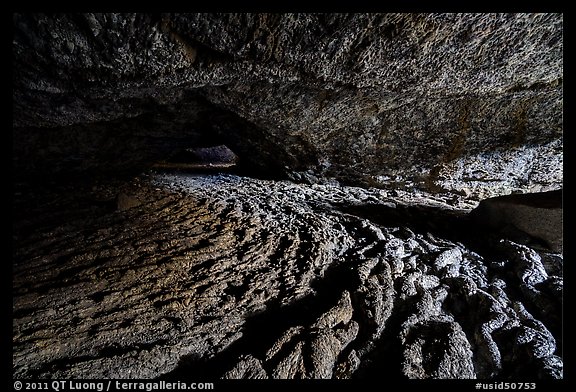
top-left (12, 12), bottom-right (564, 381)
top-left (13, 173), bottom-right (562, 379)
top-left (470, 190), bottom-right (563, 252)
top-left (13, 13), bottom-right (563, 198)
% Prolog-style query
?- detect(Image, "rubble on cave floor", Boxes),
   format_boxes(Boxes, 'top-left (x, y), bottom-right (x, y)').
top-left (12, 173), bottom-right (562, 379)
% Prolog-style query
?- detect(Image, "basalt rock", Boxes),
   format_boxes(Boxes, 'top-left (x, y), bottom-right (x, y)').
top-left (12, 12), bottom-right (563, 382)
top-left (12, 173), bottom-right (562, 379)
top-left (469, 190), bottom-right (562, 252)
top-left (12, 13), bottom-right (563, 198)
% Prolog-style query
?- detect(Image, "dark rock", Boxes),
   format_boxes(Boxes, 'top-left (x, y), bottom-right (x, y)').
top-left (116, 192), bottom-right (143, 211)
top-left (470, 190), bottom-right (562, 252)
top-left (13, 174), bottom-right (563, 379)
top-left (13, 13), bottom-right (562, 198)
top-left (401, 320), bottom-right (475, 379)
top-left (258, 291), bottom-right (359, 379)
top-left (12, 12), bottom-right (563, 381)
top-left (222, 355), bottom-right (267, 379)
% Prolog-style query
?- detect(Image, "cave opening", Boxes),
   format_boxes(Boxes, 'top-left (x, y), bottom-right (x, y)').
top-left (153, 144), bottom-right (239, 172)
top-left (12, 13), bottom-right (562, 382)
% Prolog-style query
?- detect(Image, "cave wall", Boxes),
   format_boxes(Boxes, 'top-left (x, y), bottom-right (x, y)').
top-left (13, 13), bottom-right (562, 197)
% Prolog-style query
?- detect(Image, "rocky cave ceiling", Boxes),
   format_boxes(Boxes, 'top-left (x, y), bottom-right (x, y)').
top-left (13, 13), bottom-right (562, 198)
top-left (12, 13), bottom-right (563, 382)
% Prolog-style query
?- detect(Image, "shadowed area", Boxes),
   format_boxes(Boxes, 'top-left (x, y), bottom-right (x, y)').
top-left (12, 173), bottom-right (562, 379)
top-left (12, 13), bottom-right (562, 381)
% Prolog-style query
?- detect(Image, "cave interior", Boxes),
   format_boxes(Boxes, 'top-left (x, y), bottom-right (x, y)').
top-left (12, 13), bottom-right (563, 381)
